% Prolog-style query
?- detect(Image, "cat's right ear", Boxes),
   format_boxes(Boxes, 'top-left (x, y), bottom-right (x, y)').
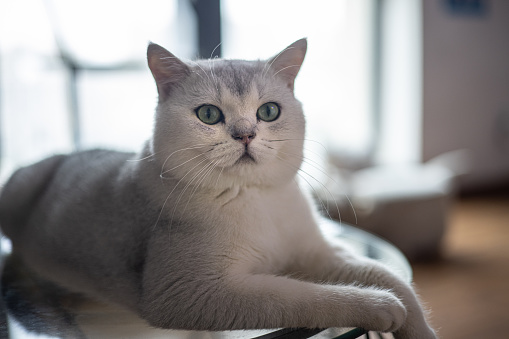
top-left (267, 38), bottom-right (307, 91)
top-left (147, 43), bottom-right (190, 100)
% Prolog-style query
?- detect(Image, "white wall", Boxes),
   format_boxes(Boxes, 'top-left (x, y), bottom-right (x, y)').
top-left (422, 0), bottom-right (509, 191)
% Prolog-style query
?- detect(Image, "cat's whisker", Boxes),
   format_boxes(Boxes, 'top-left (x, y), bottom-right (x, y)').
top-left (209, 43), bottom-right (221, 78)
top-left (305, 158), bottom-right (358, 225)
top-left (266, 146), bottom-right (326, 172)
top-left (126, 153), bottom-right (157, 162)
top-left (302, 146), bottom-right (329, 165)
top-left (297, 168), bottom-right (339, 222)
top-left (208, 57), bottom-right (221, 93)
top-left (262, 138), bottom-right (329, 155)
top-left (296, 170), bottom-right (334, 221)
top-left (188, 60), bottom-right (212, 82)
top-left (273, 154), bottom-right (339, 223)
top-left (191, 70), bottom-right (205, 81)
top-left (214, 163), bottom-right (225, 188)
top-left (262, 142), bottom-right (329, 185)
top-left (209, 42), bottom-right (222, 60)
top-left (179, 159), bottom-right (221, 223)
top-left (161, 151), bottom-right (211, 176)
top-left (267, 145), bottom-right (357, 225)
top-left (263, 139), bottom-right (357, 224)
top-left (159, 144), bottom-right (210, 177)
top-left (171, 160), bottom-right (215, 226)
top-left (202, 159), bottom-right (222, 188)
top-left (187, 160), bottom-right (218, 200)
top-left (153, 157), bottom-right (210, 231)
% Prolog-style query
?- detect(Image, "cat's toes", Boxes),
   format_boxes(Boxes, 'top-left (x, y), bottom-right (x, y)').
top-left (361, 290), bottom-right (407, 333)
top-left (393, 324), bottom-right (438, 339)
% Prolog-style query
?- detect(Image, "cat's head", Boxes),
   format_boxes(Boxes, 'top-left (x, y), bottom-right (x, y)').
top-left (147, 39), bottom-right (307, 189)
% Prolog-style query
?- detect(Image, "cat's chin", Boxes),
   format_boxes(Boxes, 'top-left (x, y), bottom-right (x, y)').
top-left (234, 153), bottom-right (256, 166)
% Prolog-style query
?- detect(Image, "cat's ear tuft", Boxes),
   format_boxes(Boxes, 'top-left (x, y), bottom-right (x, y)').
top-left (267, 38), bottom-right (307, 91)
top-left (147, 43), bottom-right (190, 100)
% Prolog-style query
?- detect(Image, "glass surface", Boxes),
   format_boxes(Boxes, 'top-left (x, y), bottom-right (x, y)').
top-left (0, 220), bottom-right (411, 339)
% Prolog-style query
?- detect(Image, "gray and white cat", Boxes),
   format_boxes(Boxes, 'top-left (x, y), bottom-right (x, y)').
top-left (0, 39), bottom-right (437, 338)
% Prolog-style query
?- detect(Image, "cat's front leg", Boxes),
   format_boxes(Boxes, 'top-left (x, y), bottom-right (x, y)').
top-left (304, 245), bottom-right (438, 339)
top-left (138, 228), bottom-right (408, 332)
top-left (139, 268), bottom-right (407, 332)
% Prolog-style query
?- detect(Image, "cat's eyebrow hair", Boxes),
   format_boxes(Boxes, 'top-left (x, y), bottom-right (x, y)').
top-left (256, 81), bottom-right (267, 100)
top-left (218, 60), bottom-right (258, 98)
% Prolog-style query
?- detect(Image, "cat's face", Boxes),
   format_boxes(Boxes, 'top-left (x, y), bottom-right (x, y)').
top-left (147, 40), bottom-right (307, 189)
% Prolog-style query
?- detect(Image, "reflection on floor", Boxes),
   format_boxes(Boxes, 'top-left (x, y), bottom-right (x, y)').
top-left (412, 194), bottom-right (509, 339)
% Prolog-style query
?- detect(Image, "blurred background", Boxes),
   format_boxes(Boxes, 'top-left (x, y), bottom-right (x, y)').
top-left (0, 0), bottom-right (508, 338)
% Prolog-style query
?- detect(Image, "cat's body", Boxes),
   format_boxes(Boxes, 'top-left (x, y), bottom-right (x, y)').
top-left (0, 39), bottom-right (437, 338)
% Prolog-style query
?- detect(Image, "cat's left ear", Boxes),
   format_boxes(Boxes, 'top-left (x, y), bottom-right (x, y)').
top-left (267, 38), bottom-right (307, 91)
top-left (147, 43), bottom-right (190, 101)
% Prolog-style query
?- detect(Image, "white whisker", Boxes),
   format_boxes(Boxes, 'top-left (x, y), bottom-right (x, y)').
top-left (161, 152), bottom-right (211, 176)
top-left (210, 42), bottom-right (222, 59)
top-left (179, 159), bottom-right (221, 222)
top-left (214, 164), bottom-right (225, 188)
top-left (207, 43), bottom-right (222, 93)
top-left (171, 160), bottom-right (215, 226)
top-left (126, 152), bottom-right (157, 162)
top-left (153, 157), bottom-right (210, 232)
top-left (191, 70), bottom-right (205, 80)
top-left (188, 60), bottom-right (212, 82)
top-left (273, 151), bottom-right (347, 224)
top-left (263, 138), bottom-right (329, 155)
top-left (208, 56), bottom-right (220, 93)
top-left (160, 144), bottom-right (210, 177)
top-left (266, 143), bottom-right (357, 225)
top-left (265, 146), bottom-right (326, 172)
top-left (273, 154), bottom-right (337, 221)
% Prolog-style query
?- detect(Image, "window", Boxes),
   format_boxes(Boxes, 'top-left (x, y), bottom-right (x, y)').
top-left (222, 0), bottom-right (376, 159)
top-left (0, 0), bottom-right (376, 182)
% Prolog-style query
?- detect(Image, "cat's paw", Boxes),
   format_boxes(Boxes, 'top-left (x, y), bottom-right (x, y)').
top-left (356, 289), bottom-right (407, 333)
top-left (393, 322), bottom-right (438, 339)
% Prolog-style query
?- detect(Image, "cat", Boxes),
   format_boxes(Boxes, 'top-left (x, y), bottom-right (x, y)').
top-left (0, 39), bottom-right (437, 338)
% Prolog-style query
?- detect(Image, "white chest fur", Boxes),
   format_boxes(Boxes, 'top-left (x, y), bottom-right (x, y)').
top-left (212, 181), bottom-right (325, 273)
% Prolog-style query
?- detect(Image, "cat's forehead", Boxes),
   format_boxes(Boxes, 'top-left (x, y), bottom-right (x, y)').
top-left (191, 59), bottom-right (268, 98)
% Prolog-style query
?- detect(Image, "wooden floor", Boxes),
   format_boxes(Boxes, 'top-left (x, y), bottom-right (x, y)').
top-left (411, 194), bottom-right (509, 339)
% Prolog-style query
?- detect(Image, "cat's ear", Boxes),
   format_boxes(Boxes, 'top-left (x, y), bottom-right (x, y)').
top-left (267, 38), bottom-right (307, 91)
top-left (147, 43), bottom-right (190, 100)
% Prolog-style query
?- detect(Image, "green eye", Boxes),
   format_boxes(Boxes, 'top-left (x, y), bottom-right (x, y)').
top-left (196, 105), bottom-right (223, 125)
top-left (257, 102), bottom-right (280, 122)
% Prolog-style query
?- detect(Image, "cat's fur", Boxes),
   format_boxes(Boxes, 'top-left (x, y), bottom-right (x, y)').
top-left (0, 39), bottom-right (437, 338)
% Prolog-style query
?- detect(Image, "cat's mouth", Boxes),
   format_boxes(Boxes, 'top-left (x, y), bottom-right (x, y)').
top-left (235, 151), bottom-right (256, 165)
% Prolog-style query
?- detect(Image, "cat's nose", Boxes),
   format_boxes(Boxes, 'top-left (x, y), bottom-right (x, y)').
top-left (231, 119), bottom-right (257, 145)
top-left (232, 131), bottom-right (256, 145)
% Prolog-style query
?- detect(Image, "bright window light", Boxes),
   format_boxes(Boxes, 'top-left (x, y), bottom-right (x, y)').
top-left (222, 0), bottom-right (375, 158)
top-left (0, 0), bottom-right (375, 183)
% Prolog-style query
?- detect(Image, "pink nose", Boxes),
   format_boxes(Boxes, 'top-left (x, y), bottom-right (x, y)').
top-left (230, 118), bottom-right (257, 145)
top-left (232, 133), bottom-right (256, 145)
